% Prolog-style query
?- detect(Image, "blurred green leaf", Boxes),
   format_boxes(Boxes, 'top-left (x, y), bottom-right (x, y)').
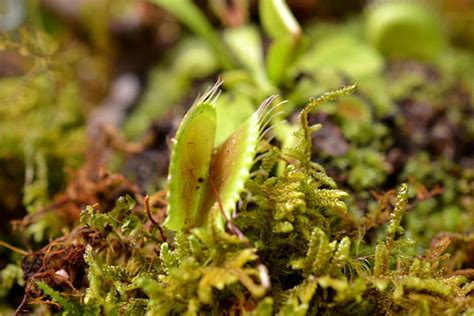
top-left (259, 0), bottom-right (301, 40)
top-left (223, 25), bottom-right (274, 93)
top-left (152, 0), bottom-right (234, 69)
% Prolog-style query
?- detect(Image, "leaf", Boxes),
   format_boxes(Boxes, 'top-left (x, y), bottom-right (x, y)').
top-left (259, 0), bottom-right (302, 85)
top-left (164, 82), bottom-right (280, 231)
top-left (298, 34), bottom-right (384, 80)
top-left (259, 0), bottom-right (301, 40)
top-left (151, 0), bottom-right (234, 68)
top-left (164, 82), bottom-right (221, 231)
top-left (303, 228), bottom-right (336, 276)
top-left (365, 1), bottom-right (443, 60)
top-left (266, 37), bottom-right (296, 85)
top-left (223, 25), bottom-right (274, 93)
top-left (387, 183), bottom-right (409, 242)
top-left (202, 96), bottom-right (280, 228)
top-left (215, 93), bottom-right (255, 146)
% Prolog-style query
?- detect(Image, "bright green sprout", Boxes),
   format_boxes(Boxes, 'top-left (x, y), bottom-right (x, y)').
top-left (164, 81), bottom-right (282, 231)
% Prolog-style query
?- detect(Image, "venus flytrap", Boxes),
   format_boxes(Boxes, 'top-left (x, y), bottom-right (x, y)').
top-left (164, 81), bottom-right (221, 231)
top-left (149, 0), bottom-right (304, 162)
top-left (164, 81), bottom-right (283, 231)
top-left (203, 96), bottom-right (283, 229)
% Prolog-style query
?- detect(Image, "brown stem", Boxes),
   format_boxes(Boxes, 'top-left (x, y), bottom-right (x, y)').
top-left (144, 195), bottom-right (166, 241)
top-left (0, 240), bottom-right (29, 256)
top-left (14, 293), bottom-right (28, 316)
top-left (208, 177), bottom-right (245, 240)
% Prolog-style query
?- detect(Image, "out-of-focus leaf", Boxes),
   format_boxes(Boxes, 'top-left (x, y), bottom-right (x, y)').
top-left (223, 25), bottom-right (274, 93)
top-left (365, 1), bottom-right (443, 60)
top-left (259, 0), bottom-right (301, 40)
top-left (152, 0), bottom-right (234, 69)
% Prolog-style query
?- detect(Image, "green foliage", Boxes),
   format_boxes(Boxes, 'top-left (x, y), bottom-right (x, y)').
top-left (36, 282), bottom-right (83, 315)
top-left (151, 0), bottom-right (233, 69)
top-left (334, 148), bottom-right (390, 190)
top-left (4, 1), bottom-right (474, 314)
top-left (0, 29), bottom-right (98, 162)
top-left (386, 183), bottom-right (408, 243)
top-left (292, 84), bottom-right (356, 168)
top-left (165, 82), bottom-right (283, 231)
top-left (223, 25), bottom-right (274, 93)
top-left (157, 236), bottom-right (266, 306)
top-left (259, 0), bottom-right (301, 40)
top-left (164, 82), bottom-right (219, 231)
top-left (77, 195), bottom-right (269, 314)
top-left (298, 33), bottom-right (384, 80)
top-left (11, 82), bottom-right (474, 314)
top-left (23, 150), bottom-right (49, 214)
top-left (41, 87), bottom-right (362, 314)
top-left (366, 1), bottom-right (443, 60)
top-left (259, 0), bottom-right (302, 84)
top-left (0, 264), bottom-right (24, 297)
top-left (290, 227), bottom-right (350, 277)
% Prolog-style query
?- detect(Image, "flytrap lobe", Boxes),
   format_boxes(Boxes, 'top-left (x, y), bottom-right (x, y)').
top-left (164, 80), bottom-right (282, 231)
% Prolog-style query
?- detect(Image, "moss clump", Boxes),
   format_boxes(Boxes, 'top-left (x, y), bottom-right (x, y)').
top-left (7, 88), bottom-right (473, 315)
